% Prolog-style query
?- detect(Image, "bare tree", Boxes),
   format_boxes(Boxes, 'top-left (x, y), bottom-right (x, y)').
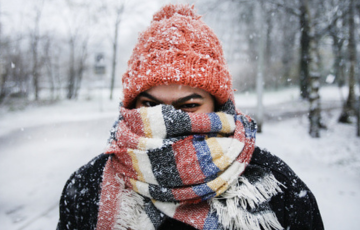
top-left (298, 0), bottom-right (312, 99)
top-left (308, 38), bottom-right (322, 138)
top-left (42, 34), bottom-right (62, 100)
top-left (107, 2), bottom-right (125, 100)
top-left (29, 0), bottom-right (45, 101)
top-left (63, 0), bottom-right (91, 99)
top-left (256, 2), bottom-right (266, 133)
top-left (338, 0), bottom-right (357, 124)
top-left (67, 35), bottom-right (76, 99)
top-left (329, 12), bottom-right (346, 89)
top-left (74, 39), bottom-right (88, 98)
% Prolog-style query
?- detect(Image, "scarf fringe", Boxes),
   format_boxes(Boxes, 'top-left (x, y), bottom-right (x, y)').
top-left (113, 176), bottom-right (155, 230)
top-left (210, 173), bottom-right (284, 230)
top-left (221, 173), bottom-right (284, 210)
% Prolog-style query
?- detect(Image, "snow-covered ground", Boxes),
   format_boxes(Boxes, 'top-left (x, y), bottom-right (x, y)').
top-left (0, 86), bottom-right (359, 230)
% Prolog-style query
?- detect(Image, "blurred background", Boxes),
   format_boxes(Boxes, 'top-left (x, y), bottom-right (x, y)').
top-left (0, 0), bottom-right (359, 229)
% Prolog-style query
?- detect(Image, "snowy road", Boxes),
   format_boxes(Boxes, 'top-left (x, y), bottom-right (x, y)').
top-left (0, 117), bottom-right (114, 230)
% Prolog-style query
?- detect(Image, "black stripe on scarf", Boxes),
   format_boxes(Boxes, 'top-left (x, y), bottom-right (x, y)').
top-left (162, 105), bottom-right (192, 137)
top-left (144, 198), bottom-right (166, 229)
top-left (149, 184), bottom-right (177, 202)
top-left (147, 145), bottom-right (183, 187)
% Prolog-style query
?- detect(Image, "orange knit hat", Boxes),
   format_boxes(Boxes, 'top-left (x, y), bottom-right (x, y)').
top-left (122, 4), bottom-right (233, 108)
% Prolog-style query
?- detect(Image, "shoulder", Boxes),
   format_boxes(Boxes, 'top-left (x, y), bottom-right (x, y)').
top-left (249, 147), bottom-right (324, 230)
top-left (250, 146), bottom-right (298, 184)
top-left (57, 154), bottom-right (111, 230)
top-left (63, 153), bottom-right (110, 194)
top-left (61, 153), bottom-right (111, 202)
top-left (249, 146), bottom-right (314, 200)
top-left (72, 153), bottom-right (111, 180)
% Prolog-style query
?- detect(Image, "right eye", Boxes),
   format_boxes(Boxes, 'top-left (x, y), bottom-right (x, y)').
top-left (142, 101), bottom-right (159, 107)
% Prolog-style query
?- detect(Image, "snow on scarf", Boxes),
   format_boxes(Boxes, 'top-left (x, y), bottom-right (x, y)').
top-left (96, 101), bottom-right (283, 230)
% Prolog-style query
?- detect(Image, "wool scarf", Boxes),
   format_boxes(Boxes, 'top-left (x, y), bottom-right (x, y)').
top-left (96, 102), bottom-right (283, 230)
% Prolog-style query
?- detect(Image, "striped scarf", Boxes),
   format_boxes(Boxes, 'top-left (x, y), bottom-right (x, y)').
top-left (96, 102), bottom-right (283, 230)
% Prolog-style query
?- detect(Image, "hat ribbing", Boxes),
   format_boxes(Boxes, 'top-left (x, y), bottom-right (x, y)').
top-left (122, 4), bottom-right (233, 108)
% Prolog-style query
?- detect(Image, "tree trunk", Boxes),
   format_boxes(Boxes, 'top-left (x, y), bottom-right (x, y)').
top-left (45, 59), bottom-right (55, 101)
top-left (309, 72), bottom-right (321, 138)
top-left (265, 8), bottom-right (273, 89)
top-left (245, 4), bottom-right (258, 63)
top-left (304, 0), bottom-right (323, 137)
top-left (75, 41), bottom-right (88, 99)
top-left (329, 14), bottom-right (345, 88)
top-left (357, 95), bottom-right (360, 137)
top-left (30, 3), bottom-right (44, 101)
top-left (110, 5), bottom-right (124, 100)
top-left (339, 0), bottom-right (356, 123)
top-left (332, 41), bottom-right (345, 87)
top-left (67, 39), bottom-right (76, 99)
top-left (299, 0), bottom-right (311, 99)
top-left (31, 20), bottom-right (40, 100)
top-left (32, 43), bottom-right (39, 101)
top-left (256, 2), bottom-right (266, 133)
top-left (281, 21), bottom-right (296, 87)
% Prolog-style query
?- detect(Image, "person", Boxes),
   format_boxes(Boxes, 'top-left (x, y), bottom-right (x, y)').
top-left (57, 4), bottom-right (324, 230)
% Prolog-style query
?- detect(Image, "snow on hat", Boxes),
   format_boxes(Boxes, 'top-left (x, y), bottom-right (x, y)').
top-left (122, 4), bottom-right (233, 108)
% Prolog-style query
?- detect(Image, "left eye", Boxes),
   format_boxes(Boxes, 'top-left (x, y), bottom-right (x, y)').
top-left (180, 103), bottom-right (199, 109)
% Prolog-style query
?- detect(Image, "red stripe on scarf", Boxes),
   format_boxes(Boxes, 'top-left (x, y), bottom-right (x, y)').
top-left (172, 186), bottom-right (201, 202)
top-left (122, 108), bottom-right (145, 137)
top-left (96, 159), bottom-right (122, 229)
top-left (189, 113), bottom-right (212, 133)
top-left (115, 122), bottom-right (140, 150)
top-left (173, 136), bottom-right (206, 185)
top-left (112, 150), bottom-right (139, 180)
top-left (234, 118), bottom-right (254, 165)
top-left (173, 202), bottom-right (210, 229)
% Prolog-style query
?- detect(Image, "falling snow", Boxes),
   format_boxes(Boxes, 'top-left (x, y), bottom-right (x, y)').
top-left (0, 86), bottom-right (359, 230)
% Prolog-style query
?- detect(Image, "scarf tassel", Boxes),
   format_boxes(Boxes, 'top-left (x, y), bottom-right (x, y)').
top-left (113, 176), bottom-right (155, 230)
top-left (210, 173), bottom-right (284, 230)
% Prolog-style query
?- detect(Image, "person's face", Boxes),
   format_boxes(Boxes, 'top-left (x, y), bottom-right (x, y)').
top-left (134, 84), bottom-right (215, 113)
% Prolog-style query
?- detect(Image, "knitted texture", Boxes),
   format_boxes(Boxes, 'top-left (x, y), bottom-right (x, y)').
top-left (97, 103), bottom-right (260, 229)
top-left (122, 4), bottom-right (233, 108)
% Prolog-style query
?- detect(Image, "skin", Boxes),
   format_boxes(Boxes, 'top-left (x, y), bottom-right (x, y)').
top-left (134, 84), bottom-right (215, 113)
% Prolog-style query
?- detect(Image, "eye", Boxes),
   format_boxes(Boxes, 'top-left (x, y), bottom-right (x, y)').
top-left (142, 101), bottom-right (159, 107)
top-left (177, 103), bottom-right (200, 112)
top-left (181, 103), bottom-right (199, 108)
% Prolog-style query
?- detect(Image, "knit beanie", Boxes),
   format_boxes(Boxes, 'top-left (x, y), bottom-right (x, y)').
top-left (122, 4), bottom-right (233, 108)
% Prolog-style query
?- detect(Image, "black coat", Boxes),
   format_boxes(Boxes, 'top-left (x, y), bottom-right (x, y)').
top-left (57, 147), bottom-right (324, 230)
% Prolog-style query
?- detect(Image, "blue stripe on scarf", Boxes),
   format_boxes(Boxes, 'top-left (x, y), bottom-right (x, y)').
top-left (203, 210), bottom-right (221, 230)
top-left (201, 191), bottom-right (216, 201)
top-left (235, 115), bottom-right (257, 139)
top-left (193, 135), bottom-right (220, 178)
top-left (192, 183), bottom-right (215, 197)
top-left (208, 113), bottom-right (222, 132)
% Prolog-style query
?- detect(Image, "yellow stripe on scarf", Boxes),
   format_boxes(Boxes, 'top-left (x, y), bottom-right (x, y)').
top-left (137, 137), bottom-right (147, 151)
top-left (218, 112), bottom-right (232, 133)
top-left (207, 177), bottom-right (229, 196)
top-left (130, 178), bottom-right (139, 193)
top-left (140, 107), bottom-right (152, 138)
top-left (128, 149), bottom-right (145, 182)
top-left (206, 138), bottom-right (232, 171)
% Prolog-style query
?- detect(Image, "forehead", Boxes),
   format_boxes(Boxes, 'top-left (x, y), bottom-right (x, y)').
top-left (145, 84), bottom-right (209, 101)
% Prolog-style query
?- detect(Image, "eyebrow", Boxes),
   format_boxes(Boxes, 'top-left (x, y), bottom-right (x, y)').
top-left (138, 92), bottom-right (204, 106)
top-left (172, 93), bottom-right (203, 106)
top-left (138, 92), bottom-right (163, 104)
